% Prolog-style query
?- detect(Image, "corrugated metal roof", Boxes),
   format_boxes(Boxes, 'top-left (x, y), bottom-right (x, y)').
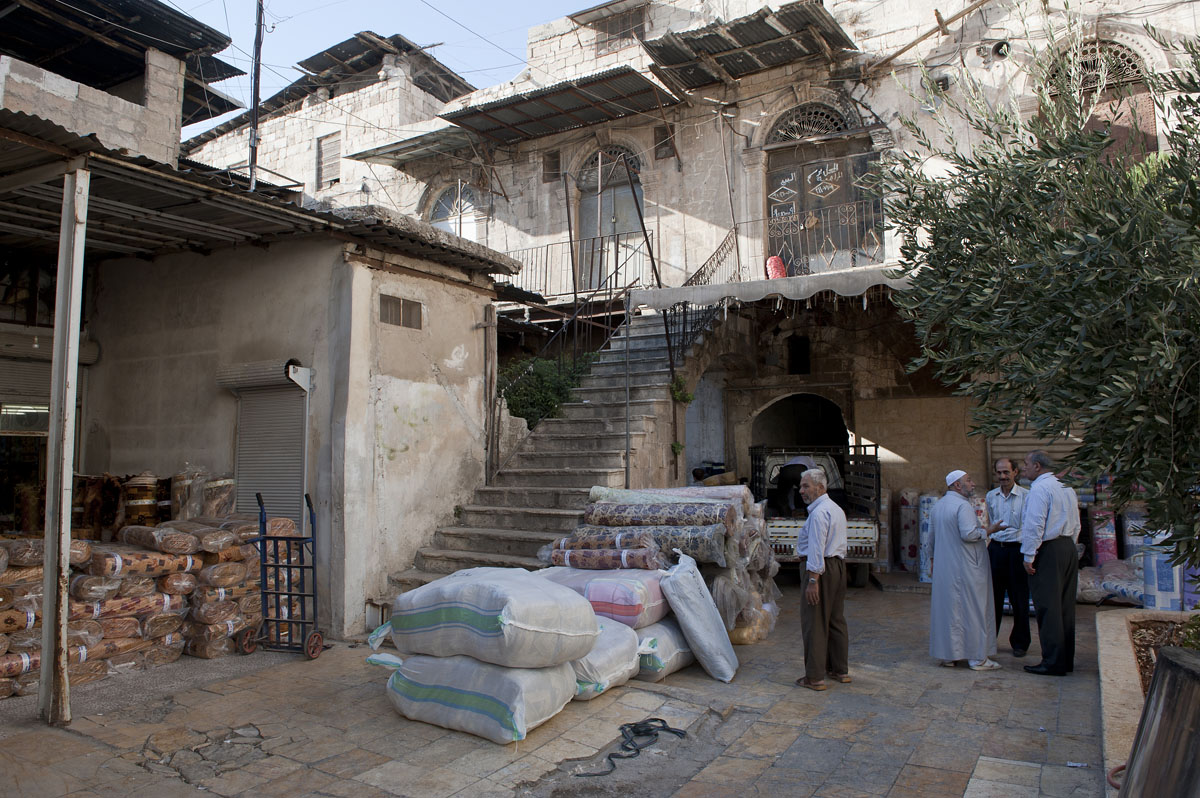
top-left (0, 110), bottom-right (518, 276)
top-left (348, 123), bottom-right (479, 166)
top-left (181, 32), bottom-right (475, 154)
top-left (440, 66), bottom-right (679, 146)
top-left (641, 1), bottom-right (857, 91)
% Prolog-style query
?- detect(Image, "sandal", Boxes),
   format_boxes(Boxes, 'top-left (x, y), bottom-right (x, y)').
top-left (795, 677), bottom-right (828, 691)
top-left (828, 673), bottom-right (852, 684)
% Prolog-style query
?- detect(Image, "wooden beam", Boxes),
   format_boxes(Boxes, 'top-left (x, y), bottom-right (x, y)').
top-left (806, 26), bottom-right (834, 63)
top-left (698, 51), bottom-right (738, 87)
top-left (0, 157), bottom-right (85, 196)
top-left (648, 64), bottom-right (694, 107)
top-left (868, 0), bottom-right (995, 76)
top-left (0, 127), bottom-right (80, 158)
top-left (935, 10), bottom-right (951, 36)
top-left (344, 250), bottom-right (497, 297)
top-left (12, 0), bottom-right (142, 60)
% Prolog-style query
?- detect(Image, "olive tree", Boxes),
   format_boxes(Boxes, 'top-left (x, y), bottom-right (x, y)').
top-left (881, 26), bottom-right (1200, 568)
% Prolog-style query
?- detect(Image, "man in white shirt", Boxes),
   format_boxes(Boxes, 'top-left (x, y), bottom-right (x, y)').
top-left (1019, 451), bottom-right (1079, 677)
top-left (985, 458), bottom-right (1030, 657)
top-left (795, 468), bottom-right (849, 691)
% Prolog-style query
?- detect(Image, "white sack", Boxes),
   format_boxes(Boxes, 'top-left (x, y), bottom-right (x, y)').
top-left (571, 622), bottom-right (641, 700)
top-left (659, 553), bottom-right (738, 682)
top-left (367, 652), bottom-right (574, 744)
top-left (369, 567), bottom-right (599, 668)
top-left (634, 617), bottom-right (694, 682)
top-left (536, 566), bottom-right (669, 629)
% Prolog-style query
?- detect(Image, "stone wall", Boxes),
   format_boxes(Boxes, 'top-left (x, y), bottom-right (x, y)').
top-left (0, 49), bottom-right (185, 164)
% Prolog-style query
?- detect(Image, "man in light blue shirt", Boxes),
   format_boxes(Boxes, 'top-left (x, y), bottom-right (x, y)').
top-left (985, 458), bottom-right (1030, 657)
top-left (795, 468), bottom-right (849, 691)
top-left (1019, 451), bottom-right (1079, 676)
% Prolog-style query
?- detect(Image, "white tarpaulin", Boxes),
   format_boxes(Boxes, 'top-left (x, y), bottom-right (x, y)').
top-left (628, 266), bottom-right (909, 310)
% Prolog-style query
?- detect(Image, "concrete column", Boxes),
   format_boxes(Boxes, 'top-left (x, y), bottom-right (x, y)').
top-left (739, 149), bottom-right (768, 280)
top-left (143, 49), bottom-right (186, 164)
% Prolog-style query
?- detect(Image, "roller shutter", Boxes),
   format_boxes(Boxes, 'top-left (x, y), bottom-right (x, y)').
top-left (988, 424), bottom-right (1082, 472)
top-left (0, 360), bottom-right (51, 403)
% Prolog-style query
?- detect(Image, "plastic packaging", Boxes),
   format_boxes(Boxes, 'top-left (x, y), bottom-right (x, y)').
top-left (634, 618), bottom-right (695, 682)
top-left (570, 622), bottom-right (641, 700)
top-left (369, 567), bottom-right (599, 669)
top-left (194, 529), bottom-right (239, 554)
top-left (69, 574), bottom-right (121, 602)
top-left (145, 633), bottom-right (186, 665)
top-left (368, 651), bottom-right (575, 744)
top-left (0, 538), bottom-right (44, 567)
top-left (0, 565), bottom-right (41, 587)
top-left (88, 545), bottom-right (200, 578)
top-left (0, 546), bottom-right (7, 576)
top-left (548, 548), bottom-right (669, 570)
top-left (536, 566), bottom-right (669, 629)
top-left (185, 636), bottom-right (235, 659)
top-left (189, 600), bottom-right (239, 625)
top-left (157, 572), bottom-right (197, 595)
top-left (582, 502), bottom-right (737, 530)
top-left (0, 633), bottom-right (7, 657)
top-left (659, 553), bottom-right (738, 682)
top-left (140, 609), bottom-right (186, 639)
top-left (116, 575), bottom-right (156, 598)
top-left (117, 525), bottom-right (199, 555)
top-left (554, 529), bottom-right (657, 551)
top-left (8, 620), bottom-right (103, 650)
top-left (100, 617), bottom-right (141, 639)
top-left (202, 477), bottom-right (236, 518)
top-left (197, 562), bottom-right (247, 587)
top-left (0, 608), bottom-right (38, 634)
top-left (182, 616), bottom-right (249, 643)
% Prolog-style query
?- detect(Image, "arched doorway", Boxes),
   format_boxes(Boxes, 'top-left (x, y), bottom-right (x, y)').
top-left (750, 393), bottom-right (849, 516)
top-left (577, 146), bottom-right (643, 290)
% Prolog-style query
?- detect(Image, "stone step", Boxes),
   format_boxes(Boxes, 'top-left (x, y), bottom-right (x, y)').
top-left (491, 467), bottom-right (626, 488)
top-left (605, 330), bottom-right (672, 351)
top-left (569, 383), bottom-right (671, 404)
top-left (435, 526), bottom-right (563, 557)
top-left (525, 430), bottom-right (645, 453)
top-left (533, 414), bottom-right (653, 435)
top-left (513, 449), bottom-right (628, 470)
top-left (414, 548), bottom-right (542, 575)
top-left (559, 398), bottom-right (667, 420)
top-left (589, 354), bottom-right (670, 374)
top-left (457, 505), bottom-right (583, 532)
top-left (388, 567), bottom-right (442, 594)
top-left (472, 485), bottom-right (592, 509)
top-left (579, 369), bottom-right (672, 389)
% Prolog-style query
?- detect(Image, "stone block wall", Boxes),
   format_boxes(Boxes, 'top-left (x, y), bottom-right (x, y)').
top-left (0, 49), bottom-right (185, 164)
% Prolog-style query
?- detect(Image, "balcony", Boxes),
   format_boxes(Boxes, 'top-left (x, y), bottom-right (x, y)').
top-left (506, 231), bottom-right (654, 301)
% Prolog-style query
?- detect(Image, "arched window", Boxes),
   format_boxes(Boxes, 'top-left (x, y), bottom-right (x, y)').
top-left (577, 146), bottom-right (645, 291)
top-left (1046, 40), bottom-right (1145, 94)
top-left (430, 183), bottom-right (477, 240)
top-left (766, 103), bottom-right (850, 144)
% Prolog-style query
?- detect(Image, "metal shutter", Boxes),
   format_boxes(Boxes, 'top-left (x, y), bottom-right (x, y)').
top-left (988, 425), bottom-right (1082, 472)
top-left (317, 133), bottom-right (341, 187)
top-left (0, 359), bottom-right (51, 403)
top-left (233, 386), bottom-right (308, 525)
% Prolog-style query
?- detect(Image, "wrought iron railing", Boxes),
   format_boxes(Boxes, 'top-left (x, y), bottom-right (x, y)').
top-left (760, 197), bottom-right (887, 276)
top-left (505, 231), bottom-right (654, 300)
top-left (682, 227), bottom-right (740, 287)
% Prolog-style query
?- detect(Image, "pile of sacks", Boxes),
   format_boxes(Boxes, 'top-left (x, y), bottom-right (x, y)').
top-left (542, 485), bottom-right (781, 646)
top-left (368, 557), bottom-right (740, 745)
top-left (0, 513), bottom-right (282, 698)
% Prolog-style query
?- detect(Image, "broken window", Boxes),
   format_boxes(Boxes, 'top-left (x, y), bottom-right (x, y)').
top-left (316, 133), bottom-right (341, 188)
top-left (654, 124), bottom-right (675, 160)
top-left (595, 7), bottom-right (645, 55)
top-left (542, 151), bottom-right (562, 183)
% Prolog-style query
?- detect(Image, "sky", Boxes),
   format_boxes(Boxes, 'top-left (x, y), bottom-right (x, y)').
top-left (178, 0), bottom-right (586, 137)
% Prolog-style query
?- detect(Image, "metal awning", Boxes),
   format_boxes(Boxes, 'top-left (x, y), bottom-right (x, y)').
top-left (628, 267), bottom-right (907, 309)
top-left (348, 122), bottom-right (479, 166)
top-left (568, 0), bottom-right (647, 25)
top-left (440, 66), bottom-right (679, 146)
top-left (640, 1), bottom-right (857, 91)
top-left (0, 111), bottom-right (519, 275)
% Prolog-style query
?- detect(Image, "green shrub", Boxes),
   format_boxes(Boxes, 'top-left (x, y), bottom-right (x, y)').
top-left (500, 354), bottom-right (595, 425)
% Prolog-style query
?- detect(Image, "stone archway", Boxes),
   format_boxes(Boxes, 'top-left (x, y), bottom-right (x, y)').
top-left (750, 392), bottom-right (848, 450)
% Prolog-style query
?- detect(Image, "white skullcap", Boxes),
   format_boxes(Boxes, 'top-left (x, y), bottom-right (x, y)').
top-left (945, 469), bottom-right (967, 487)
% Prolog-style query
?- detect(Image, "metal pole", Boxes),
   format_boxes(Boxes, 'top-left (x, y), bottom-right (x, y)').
top-left (38, 166), bottom-right (90, 724)
top-left (247, 0), bottom-right (265, 191)
top-left (620, 155), bottom-right (662, 289)
top-left (624, 291), bottom-right (631, 489)
top-left (563, 174), bottom-right (577, 306)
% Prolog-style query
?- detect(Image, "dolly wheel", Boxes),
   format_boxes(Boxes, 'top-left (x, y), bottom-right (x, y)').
top-left (305, 631), bottom-right (324, 660)
top-left (237, 628), bottom-right (257, 655)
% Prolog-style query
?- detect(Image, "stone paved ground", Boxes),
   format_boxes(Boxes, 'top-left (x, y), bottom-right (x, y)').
top-left (0, 584), bottom-right (1106, 798)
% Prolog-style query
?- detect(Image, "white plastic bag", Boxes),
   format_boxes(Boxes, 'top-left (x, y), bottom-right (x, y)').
top-left (571, 622), bottom-right (641, 700)
top-left (659, 552), bottom-right (738, 682)
top-left (367, 652), bottom-right (575, 744)
top-left (634, 617), bottom-right (695, 682)
top-left (369, 567), bottom-right (599, 668)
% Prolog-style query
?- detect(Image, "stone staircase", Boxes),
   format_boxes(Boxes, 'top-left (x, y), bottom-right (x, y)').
top-left (389, 311), bottom-right (704, 592)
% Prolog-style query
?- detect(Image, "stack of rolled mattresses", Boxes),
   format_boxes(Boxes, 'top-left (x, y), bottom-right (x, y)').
top-left (0, 512), bottom-right (270, 698)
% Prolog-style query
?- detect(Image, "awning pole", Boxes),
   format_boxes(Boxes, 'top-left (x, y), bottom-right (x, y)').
top-left (39, 166), bottom-right (90, 725)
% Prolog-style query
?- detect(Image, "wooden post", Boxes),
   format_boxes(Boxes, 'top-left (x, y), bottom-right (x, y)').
top-left (38, 166), bottom-right (89, 725)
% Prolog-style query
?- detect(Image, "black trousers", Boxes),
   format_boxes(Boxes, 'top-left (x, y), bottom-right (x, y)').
top-left (1029, 535), bottom-right (1079, 674)
top-left (989, 541), bottom-right (1031, 652)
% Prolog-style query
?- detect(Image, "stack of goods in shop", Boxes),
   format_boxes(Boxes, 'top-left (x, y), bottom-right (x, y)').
top-left (540, 484), bottom-right (780, 648)
top-left (0, 510), bottom-right (267, 700)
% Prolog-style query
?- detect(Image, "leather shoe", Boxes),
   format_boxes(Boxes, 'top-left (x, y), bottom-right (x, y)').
top-left (1012, 648), bottom-right (1027, 658)
top-left (1023, 664), bottom-right (1065, 676)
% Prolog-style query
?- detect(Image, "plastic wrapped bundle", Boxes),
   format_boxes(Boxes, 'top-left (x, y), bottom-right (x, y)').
top-left (0, 633), bottom-right (7, 657)
top-left (634, 618), bottom-right (695, 682)
top-left (368, 651), bottom-right (575, 744)
top-left (0, 677), bottom-right (13, 698)
top-left (571, 622), bottom-right (641, 700)
top-left (728, 607), bottom-right (770, 645)
top-left (0, 539), bottom-right (44, 567)
top-left (117, 525), bottom-right (199, 555)
top-left (106, 651), bottom-right (145, 674)
top-left (582, 502), bottom-right (737, 530)
top-left (197, 562), bottom-right (246, 587)
top-left (370, 567), bottom-right (599, 669)
top-left (194, 529), bottom-right (239, 554)
top-left (549, 548), bottom-right (668, 570)
top-left (710, 570), bottom-right (752, 632)
top-left (536, 567), bottom-right (669, 629)
top-left (0, 609), bottom-right (37, 634)
top-left (100, 617), bottom-right (141, 638)
top-left (202, 477), bottom-right (236, 518)
top-left (573, 524), bottom-right (727, 566)
top-left (634, 485), bottom-right (754, 513)
top-left (185, 636), bottom-right (235, 659)
top-left (182, 616), bottom-right (249, 643)
top-left (157, 573), bottom-right (197, 595)
top-left (588, 487), bottom-right (738, 510)
top-left (117, 576), bottom-right (156, 598)
top-left (898, 489), bottom-right (920, 573)
top-left (0, 565), bottom-right (42, 587)
top-left (7, 620), bottom-right (103, 651)
top-left (918, 493), bottom-right (938, 583)
top-left (238, 595), bottom-right (261, 620)
top-left (140, 610), bottom-right (186, 638)
top-left (231, 523), bottom-right (260, 543)
top-left (69, 592), bottom-right (185, 621)
top-left (660, 554), bottom-right (738, 682)
top-left (88, 546), bottom-right (199, 579)
top-left (145, 633), bottom-right (185, 665)
top-left (189, 600), bottom-right (238, 625)
top-left (0, 546), bottom-right (7, 576)
top-left (192, 584), bottom-right (256, 604)
top-left (69, 574), bottom-right (121, 602)
top-left (198, 543), bottom-right (255, 566)
top-left (554, 529), bottom-right (656, 551)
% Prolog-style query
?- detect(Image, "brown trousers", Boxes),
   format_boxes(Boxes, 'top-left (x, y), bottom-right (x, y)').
top-left (800, 557), bottom-right (849, 682)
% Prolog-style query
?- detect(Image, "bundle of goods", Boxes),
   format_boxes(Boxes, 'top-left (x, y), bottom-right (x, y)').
top-left (368, 567), bottom-right (601, 743)
top-left (0, 509), bottom-right (271, 700)
top-left (559, 485), bottom-right (779, 647)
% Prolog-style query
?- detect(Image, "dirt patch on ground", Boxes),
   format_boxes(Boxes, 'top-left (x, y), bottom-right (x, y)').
top-left (1129, 618), bottom-right (1200, 693)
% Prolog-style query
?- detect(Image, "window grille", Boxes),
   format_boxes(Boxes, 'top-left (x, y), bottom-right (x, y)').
top-left (595, 7), bottom-right (645, 55)
top-left (430, 184), bottom-right (478, 240)
top-left (766, 104), bottom-right (850, 144)
top-left (542, 151), bottom-right (562, 183)
top-left (578, 146), bottom-right (640, 190)
top-left (316, 133), bottom-right (341, 188)
top-left (1046, 40), bottom-right (1145, 93)
top-left (654, 125), bottom-right (675, 160)
top-left (380, 295), bottom-right (422, 330)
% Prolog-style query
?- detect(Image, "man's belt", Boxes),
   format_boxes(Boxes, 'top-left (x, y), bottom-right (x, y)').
top-left (990, 540), bottom-right (1021, 548)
